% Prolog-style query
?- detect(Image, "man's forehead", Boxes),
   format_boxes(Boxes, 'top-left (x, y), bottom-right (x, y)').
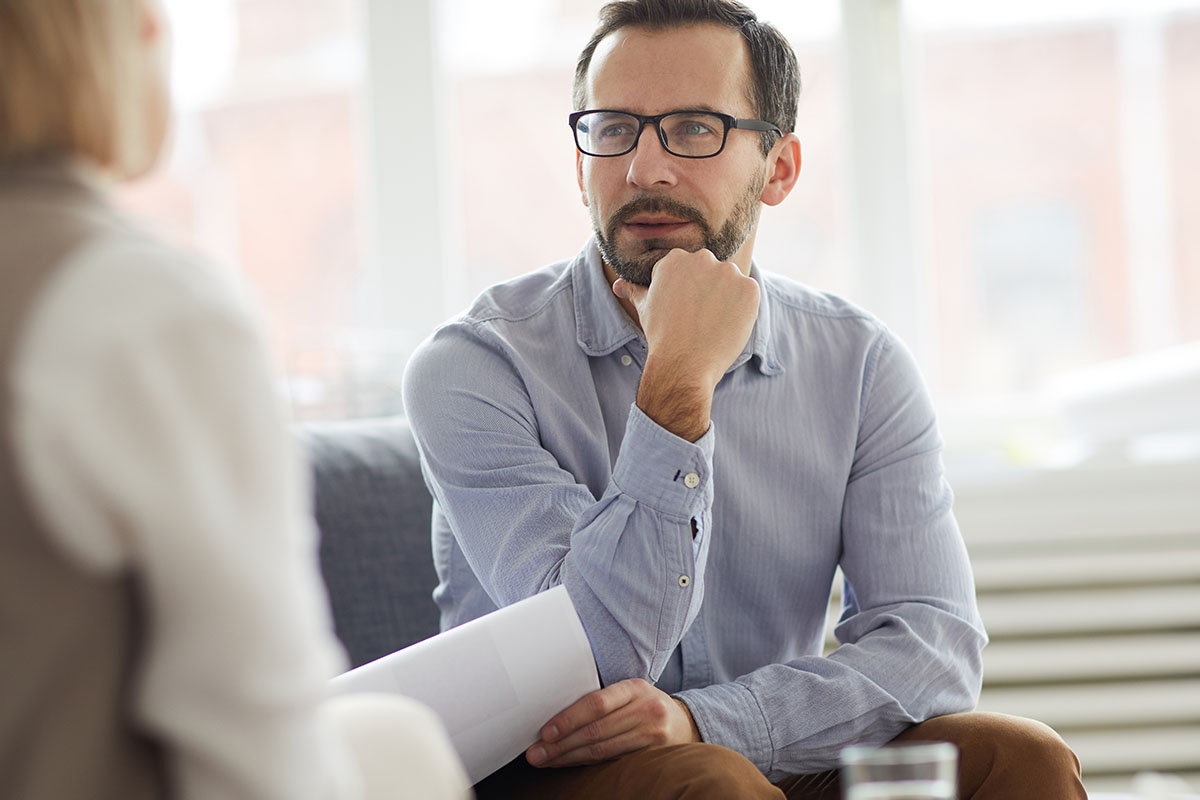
top-left (584, 23), bottom-right (754, 114)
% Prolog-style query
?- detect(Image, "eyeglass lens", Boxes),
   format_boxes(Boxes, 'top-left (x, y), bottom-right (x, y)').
top-left (575, 111), bottom-right (727, 157)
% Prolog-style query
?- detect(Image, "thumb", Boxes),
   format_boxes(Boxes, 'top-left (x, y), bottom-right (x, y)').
top-left (613, 278), bottom-right (647, 305)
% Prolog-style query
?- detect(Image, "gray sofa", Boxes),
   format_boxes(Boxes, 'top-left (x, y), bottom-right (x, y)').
top-left (300, 417), bottom-right (440, 669)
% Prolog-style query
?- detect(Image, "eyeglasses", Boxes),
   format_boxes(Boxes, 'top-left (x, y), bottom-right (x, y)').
top-left (569, 109), bottom-right (782, 159)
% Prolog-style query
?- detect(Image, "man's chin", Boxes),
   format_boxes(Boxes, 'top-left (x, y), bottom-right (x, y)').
top-left (607, 254), bottom-right (657, 286)
top-left (617, 232), bottom-right (707, 261)
top-left (612, 238), bottom-right (709, 285)
top-left (639, 228), bottom-right (700, 247)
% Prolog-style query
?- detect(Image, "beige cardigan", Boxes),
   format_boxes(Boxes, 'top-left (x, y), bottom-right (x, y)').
top-left (0, 160), bottom-right (354, 798)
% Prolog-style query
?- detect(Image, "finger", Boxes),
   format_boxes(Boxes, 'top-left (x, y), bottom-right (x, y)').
top-left (538, 681), bottom-right (638, 743)
top-left (539, 679), bottom-right (659, 746)
top-left (531, 680), bottom-right (680, 766)
top-left (612, 278), bottom-right (648, 305)
top-left (529, 703), bottom-right (643, 765)
top-left (537, 691), bottom-right (608, 743)
top-left (535, 726), bottom-right (655, 768)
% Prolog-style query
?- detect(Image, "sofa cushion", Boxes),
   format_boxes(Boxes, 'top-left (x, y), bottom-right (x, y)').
top-left (300, 417), bottom-right (439, 669)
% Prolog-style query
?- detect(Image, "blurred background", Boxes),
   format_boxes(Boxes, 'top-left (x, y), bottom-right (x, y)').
top-left (124, 0), bottom-right (1199, 792)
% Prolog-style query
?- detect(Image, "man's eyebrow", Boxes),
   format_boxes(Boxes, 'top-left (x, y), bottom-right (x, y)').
top-left (587, 104), bottom-right (733, 117)
top-left (602, 105), bottom-right (725, 115)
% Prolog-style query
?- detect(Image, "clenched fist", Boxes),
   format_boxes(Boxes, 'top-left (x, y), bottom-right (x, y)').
top-left (614, 248), bottom-right (759, 441)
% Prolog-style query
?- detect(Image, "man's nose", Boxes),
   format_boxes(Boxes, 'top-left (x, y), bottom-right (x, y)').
top-left (626, 122), bottom-right (678, 189)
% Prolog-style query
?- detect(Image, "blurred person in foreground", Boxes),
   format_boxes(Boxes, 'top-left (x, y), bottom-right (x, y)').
top-left (0, 1), bottom-right (469, 797)
top-left (402, 0), bottom-right (1087, 798)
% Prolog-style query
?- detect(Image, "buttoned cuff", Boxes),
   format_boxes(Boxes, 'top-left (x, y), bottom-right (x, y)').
top-left (610, 403), bottom-right (714, 520)
top-left (676, 681), bottom-right (774, 774)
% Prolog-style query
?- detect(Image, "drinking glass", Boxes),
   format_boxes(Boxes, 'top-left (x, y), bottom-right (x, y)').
top-left (840, 741), bottom-right (958, 800)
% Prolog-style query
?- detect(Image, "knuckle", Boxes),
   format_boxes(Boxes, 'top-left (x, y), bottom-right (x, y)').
top-left (581, 719), bottom-right (606, 743)
top-left (586, 692), bottom-right (610, 716)
top-left (585, 741), bottom-right (609, 762)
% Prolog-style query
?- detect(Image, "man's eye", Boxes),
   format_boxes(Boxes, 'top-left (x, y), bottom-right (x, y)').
top-left (599, 124), bottom-right (632, 138)
top-left (671, 118), bottom-right (717, 137)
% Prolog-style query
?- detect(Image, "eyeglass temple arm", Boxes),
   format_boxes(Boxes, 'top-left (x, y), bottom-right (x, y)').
top-left (730, 118), bottom-right (783, 134)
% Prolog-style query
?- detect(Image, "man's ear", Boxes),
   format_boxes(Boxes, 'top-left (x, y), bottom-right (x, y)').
top-left (760, 133), bottom-right (801, 207)
top-left (576, 149), bottom-right (589, 207)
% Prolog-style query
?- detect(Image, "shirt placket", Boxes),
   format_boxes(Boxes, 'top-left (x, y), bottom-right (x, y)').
top-left (680, 613), bottom-right (713, 690)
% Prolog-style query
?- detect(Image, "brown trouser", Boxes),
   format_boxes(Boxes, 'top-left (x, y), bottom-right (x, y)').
top-left (474, 711), bottom-right (1087, 799)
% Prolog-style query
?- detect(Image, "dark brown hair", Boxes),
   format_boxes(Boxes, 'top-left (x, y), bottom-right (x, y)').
top-left (573, 0), bottom-right (800, 155)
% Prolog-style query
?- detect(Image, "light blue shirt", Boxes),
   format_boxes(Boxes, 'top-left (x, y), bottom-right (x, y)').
top-left (402, 239), bottom-right (986, 777)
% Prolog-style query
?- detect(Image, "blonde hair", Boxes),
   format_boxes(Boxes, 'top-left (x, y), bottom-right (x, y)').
top-left (0, 0), bottom-right (148, 171)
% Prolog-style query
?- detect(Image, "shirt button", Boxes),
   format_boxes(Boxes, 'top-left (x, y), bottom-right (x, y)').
top-left (620, 354), bottom-right (633, 366)
top-left (678, 575), bottom-right (691, 588)
top-left (683, 472), bottom-right (700, 489)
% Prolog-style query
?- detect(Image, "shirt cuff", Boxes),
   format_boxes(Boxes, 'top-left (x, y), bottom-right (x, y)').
top-left (610, 403), bottom-right (714, 519)
top-left (676, 681), bottom-right (774, 774)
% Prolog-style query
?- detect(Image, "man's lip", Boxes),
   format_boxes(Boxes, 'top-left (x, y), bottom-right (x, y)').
top-left (621, 220), bottom-right (693, 238)
top-left (625, 214), bottom-right (691, 225)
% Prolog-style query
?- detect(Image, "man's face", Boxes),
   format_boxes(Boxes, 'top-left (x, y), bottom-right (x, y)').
top-left (577, 23), bottom-right (770, 285)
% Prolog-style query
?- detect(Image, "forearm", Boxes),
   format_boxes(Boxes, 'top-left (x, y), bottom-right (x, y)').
top-left (409, 369), bottom-right (717, 685)
top-left (635, 352), bottom-right (713, 443)
top-left (514, 404), bottom-right (716, 684)
top-left (676, 605), bottom-right (986, 778)
top-left (404, 320), bottom-right (723, 685)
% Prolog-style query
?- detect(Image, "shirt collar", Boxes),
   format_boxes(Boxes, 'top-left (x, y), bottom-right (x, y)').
top-left (571, 237), bottom-right (782, 376)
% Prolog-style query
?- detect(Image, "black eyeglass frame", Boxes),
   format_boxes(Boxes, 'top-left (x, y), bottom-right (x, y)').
top-left (568, 108), bottom-right (783, 159)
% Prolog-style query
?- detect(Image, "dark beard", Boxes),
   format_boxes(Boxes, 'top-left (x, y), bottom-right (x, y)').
top-left (593, 180), bottom-right (763, 286)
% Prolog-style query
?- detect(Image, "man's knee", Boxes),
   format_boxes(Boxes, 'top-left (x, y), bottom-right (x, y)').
top-left (630, 743), bottom-right (784, 799)
top-left (897, 711), bottom-right (1084, 797)
top-left (981, 713), bottom-right (1079, 773)
top-left (912, 712), bottom-right (1077, 767)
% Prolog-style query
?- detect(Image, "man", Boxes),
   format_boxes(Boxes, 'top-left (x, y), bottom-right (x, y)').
top-left (403, 1), bottom-right (1086, 797)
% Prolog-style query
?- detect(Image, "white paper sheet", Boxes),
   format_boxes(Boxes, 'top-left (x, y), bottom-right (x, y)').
top-left (329, 585), bottom-right (600, 785)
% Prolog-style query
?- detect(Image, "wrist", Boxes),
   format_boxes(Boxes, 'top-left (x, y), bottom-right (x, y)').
top-left (673, 697), bottom-right (702, 743)
top-left (636, 355), bottom-right (714, 442)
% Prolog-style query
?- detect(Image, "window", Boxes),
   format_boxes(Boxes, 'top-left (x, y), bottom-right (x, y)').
top-left (118, 0), bottom-right (377, 420)
top-left (910, 1), bottom-right (1200, 398)
top-left (125, 0), bottom-right (1200, 447)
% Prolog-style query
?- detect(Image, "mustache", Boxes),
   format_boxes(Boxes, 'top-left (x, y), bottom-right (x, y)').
top-left (611, 195), bottom-right (710, 230)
